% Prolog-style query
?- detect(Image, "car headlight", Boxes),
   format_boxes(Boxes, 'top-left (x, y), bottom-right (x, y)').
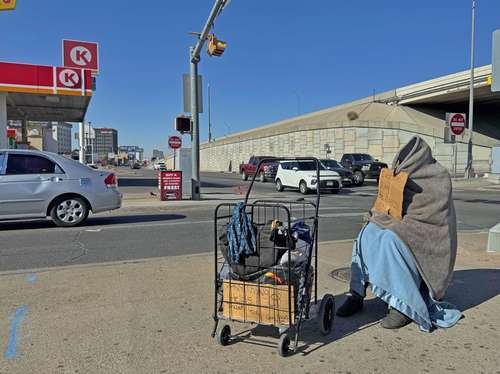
top-left (362, 164), bottom-right (370, 171)
top-left (311, 179), bottom-right (317, 185)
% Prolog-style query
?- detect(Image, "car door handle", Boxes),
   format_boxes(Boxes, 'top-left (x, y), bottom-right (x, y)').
top-left (40, 176), bottom-right (63, 182)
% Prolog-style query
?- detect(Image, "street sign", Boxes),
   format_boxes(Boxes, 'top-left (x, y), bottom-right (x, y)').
top-left (493, 30), bottom-right (500, 92)
top-left (63, 39), bottom-right (99, 74)
top-left (446, 113), bottom-right (466, 136)
top-left (168, 135), bottom-right (182, 149)
top-left (0, 0), bottom-right (16, 11)
top-left (183, 74), bottom-right (203, 113)
top-left (158, 171), bottom-right (182, 200)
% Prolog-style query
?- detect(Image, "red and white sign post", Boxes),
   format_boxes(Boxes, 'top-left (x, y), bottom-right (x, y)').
top-left (158, 171), bottom-right (182, 201)
top-left (62, 40), bottom-right (99, 74)
top-left (168, 135), bottom-right (182, 169)
top-left (448, 113), bottom-right (466, 136)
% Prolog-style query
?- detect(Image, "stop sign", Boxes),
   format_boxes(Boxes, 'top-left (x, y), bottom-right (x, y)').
top-left (449, 113), bottom-right (466, 136)
top-left (168, 136), bottom-right (182, 149)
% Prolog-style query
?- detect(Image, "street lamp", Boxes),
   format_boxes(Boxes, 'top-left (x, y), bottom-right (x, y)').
top-left (465, 0), bottom-right (477, 179)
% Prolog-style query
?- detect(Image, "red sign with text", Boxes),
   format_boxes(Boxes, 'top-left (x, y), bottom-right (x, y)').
top-left (168, 136), bottom-right (182, 149)
top-left (158, 171), bottom-right (182, 200)
top-left (63, 39), bottom-right (99, 73)
top-left (449, 113), bottom-right (466, 136)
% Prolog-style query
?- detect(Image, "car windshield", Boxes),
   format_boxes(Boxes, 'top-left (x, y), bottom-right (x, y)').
top-left (321, 160), bottom-right (341, 169)
top-left (297, 161), bottom-right (326, 171)
top-left (352, 154), bottom-right (374, 161)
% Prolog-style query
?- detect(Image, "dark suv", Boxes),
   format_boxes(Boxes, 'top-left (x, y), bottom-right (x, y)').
top-left (340, 153), bottom-right (388, 186)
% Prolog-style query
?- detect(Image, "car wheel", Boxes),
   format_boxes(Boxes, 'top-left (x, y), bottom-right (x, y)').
top-left (241, 172), bottom-right (248, 181)
top-left (299, 180), bottom-right (309, 195)
top-left (353, 171), bottom-right (364, 186)
top-left (259, 172), bottom-right (266, 183)
top-left (50, 197), bottom-right (89, 227)
top-left (275, 179), bottom-right (284, 192)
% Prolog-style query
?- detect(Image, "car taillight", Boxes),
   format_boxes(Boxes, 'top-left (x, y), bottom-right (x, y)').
top-left (104, 173), bottom-right (117, 187)
top-left (263, 165), bottom-right (269, 171)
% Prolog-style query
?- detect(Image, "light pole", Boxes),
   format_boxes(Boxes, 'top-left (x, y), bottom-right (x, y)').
top-left (465, 0), bottom-right (477, 179)
top-left (208, 83), bottom-right (213, 142)
top-left (189, 0), bottom-right (229, 200)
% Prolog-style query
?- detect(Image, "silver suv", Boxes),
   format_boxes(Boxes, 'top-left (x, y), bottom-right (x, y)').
top-left (0, 150), bottom-right (122, 227)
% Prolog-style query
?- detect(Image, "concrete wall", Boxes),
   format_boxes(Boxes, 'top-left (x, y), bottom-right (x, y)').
top-left (200, 121), bottom-right (492, 175)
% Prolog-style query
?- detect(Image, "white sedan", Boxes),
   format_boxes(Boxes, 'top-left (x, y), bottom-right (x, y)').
top-left (0, 149), bottom-right (122, 227)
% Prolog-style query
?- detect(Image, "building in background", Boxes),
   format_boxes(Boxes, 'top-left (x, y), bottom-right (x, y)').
top-left (152, 149), bottom-right (164, 160)
top-left (119, 145), bottom-right (144, 162)
top-left (50, 122), bottom-right (72, 154)
top-left (93, 128), bottom-right (118, 162)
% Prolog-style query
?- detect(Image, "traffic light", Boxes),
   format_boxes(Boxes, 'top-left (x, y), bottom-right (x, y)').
top-left (175, 115), bottom-right (192, 134)
top-left (207, 34), bottom-right (227, 57)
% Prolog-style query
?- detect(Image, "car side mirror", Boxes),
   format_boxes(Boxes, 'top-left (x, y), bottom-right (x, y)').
top-left (292, 167), bottom-right (299, 171)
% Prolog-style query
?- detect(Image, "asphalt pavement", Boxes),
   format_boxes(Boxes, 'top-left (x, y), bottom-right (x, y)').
top-left (0, 169), bottom-right (499, 272)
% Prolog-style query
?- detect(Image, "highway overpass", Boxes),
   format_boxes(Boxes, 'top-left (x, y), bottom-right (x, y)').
top-left (200, 65), bottom-right (499, 176)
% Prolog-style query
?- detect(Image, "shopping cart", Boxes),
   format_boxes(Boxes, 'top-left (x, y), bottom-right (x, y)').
top-left (211, 157), bottom-right (335, 357)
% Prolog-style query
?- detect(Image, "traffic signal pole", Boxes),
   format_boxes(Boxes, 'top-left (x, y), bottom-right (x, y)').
top-left (465, 0), bottom-right (477, 179)
top-left (189, 0), bottom-right (228, 200)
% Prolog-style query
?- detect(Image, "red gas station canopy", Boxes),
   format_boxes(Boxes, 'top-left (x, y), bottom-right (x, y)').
top-left (0, 61), bottom-right (93, 122)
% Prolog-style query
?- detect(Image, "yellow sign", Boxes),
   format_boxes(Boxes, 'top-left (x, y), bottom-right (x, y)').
top-left (0, 0), bottom-right (16, 11)
top-left (487, 75), bottom-right (493, 86)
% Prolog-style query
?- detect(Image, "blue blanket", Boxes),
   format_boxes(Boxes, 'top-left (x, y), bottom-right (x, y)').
top-left (350, 222), bottom-right (462, 332)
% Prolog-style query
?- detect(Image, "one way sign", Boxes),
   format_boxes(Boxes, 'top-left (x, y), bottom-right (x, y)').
top-left (63, 39), bottom-right (99, 74)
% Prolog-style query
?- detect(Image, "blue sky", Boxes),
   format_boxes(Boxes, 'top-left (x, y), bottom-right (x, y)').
top-left (1, 1), bottom-right (499, 157)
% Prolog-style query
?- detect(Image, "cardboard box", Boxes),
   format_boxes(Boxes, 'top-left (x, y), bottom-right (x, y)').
top-left (222, 280), bottom-right (295, 326)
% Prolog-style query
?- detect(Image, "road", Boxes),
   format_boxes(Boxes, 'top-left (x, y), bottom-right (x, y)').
top-left (1, 169), bottom-right (499, 272)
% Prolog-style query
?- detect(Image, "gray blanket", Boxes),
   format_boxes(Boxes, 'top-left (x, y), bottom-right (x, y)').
top-left (368, 136), bottom-right (457, 300)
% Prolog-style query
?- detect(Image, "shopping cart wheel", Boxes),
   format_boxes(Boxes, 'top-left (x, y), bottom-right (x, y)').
top-left (318, 294), bottom-right (335, 335)
top-left (217, 324), bottom-right (231, 346)
top-left (278, 334), bottom-right (290, 357)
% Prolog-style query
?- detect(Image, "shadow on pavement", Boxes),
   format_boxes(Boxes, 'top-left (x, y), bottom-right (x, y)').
top-left (0, 213), bottom-right (187, 231)
top-left (446, 269), bottom-right (500, 312)
top-left (258, 269), bottom-right (500, 356)
top-left (119, 178), bottom-right (157, 187)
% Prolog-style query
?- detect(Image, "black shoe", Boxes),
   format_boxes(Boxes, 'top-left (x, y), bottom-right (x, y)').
top-left (380, 307), bottom-right (412, 329)
top-left (336, 292), bottom-right (363, 317)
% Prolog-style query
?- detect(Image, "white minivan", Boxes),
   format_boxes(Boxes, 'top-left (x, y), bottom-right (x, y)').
top-left (275, 160), bottom-right (342, 194)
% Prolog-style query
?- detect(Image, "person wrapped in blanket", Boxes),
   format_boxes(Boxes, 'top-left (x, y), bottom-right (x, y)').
top-left (336, 136), bottom-right (462, 331)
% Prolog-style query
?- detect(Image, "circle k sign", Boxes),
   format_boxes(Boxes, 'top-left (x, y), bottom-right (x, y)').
top-left (70, 46), bottom-right (93, 67)
top-left (58, 69), bottom-right (80, 88)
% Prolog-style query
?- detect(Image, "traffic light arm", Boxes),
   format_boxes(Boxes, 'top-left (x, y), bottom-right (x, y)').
top-left (190, 0), bottom-right (228, 62)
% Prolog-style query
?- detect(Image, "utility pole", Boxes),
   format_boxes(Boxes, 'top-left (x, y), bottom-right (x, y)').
top-left (465, 0), bottom-right (477, 179)
top-left (208, 83), bottom-right (212, 142)
top-left (79, 122), bottom-right (85, 164)
top-left (189, 0), bottom-right (229, 200)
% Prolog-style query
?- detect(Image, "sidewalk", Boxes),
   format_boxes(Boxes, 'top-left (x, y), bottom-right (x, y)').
top-left (1, 234), bottom-right (499, 373)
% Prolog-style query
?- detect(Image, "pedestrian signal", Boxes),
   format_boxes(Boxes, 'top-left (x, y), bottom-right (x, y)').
top-left (175, 116), bottom-right (192, 133)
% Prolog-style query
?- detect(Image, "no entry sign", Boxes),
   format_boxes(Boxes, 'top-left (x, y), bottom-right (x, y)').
top-left (447, 113), bottom-right (466, 136)
top-left (63, 40), bottom-right (99, 74)
top-left (168, 136), bottom-right (182, 149)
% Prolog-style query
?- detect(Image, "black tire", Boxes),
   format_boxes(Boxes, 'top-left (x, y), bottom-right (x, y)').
top-left (217, 324), bottom-right (231, 346)
top-left (259, 172), bottom-right (266, 183)
top-left (299, 180), bottom-right (309, 195)
top-left (50, 196), bottom-right (89, 227)
top-left (241, 172), bottom-right (248, 181)
top-left (318, 294), bottom-right (335, 336)
top-left (275, 179), bottom-right (284, 192)
top-left (278, 334), bottom-right (290, 357)
top-left (353, 171), bottom-right (364, 186)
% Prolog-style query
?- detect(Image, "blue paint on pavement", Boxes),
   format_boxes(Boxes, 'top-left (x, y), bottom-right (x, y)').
top-left (25, 273), bottom-right (37, 284)
top-left (4, 306), bottom-right (28, 360)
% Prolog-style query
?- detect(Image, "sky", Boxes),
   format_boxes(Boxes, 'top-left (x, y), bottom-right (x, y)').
top-left (1, 0), bottom-right (499, 157)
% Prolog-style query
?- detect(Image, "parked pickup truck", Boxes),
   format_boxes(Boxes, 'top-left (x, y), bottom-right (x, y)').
top-left (340, 153), bottom-right (388, 186)
top-left (239, 156), bottom-right (278, 182)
